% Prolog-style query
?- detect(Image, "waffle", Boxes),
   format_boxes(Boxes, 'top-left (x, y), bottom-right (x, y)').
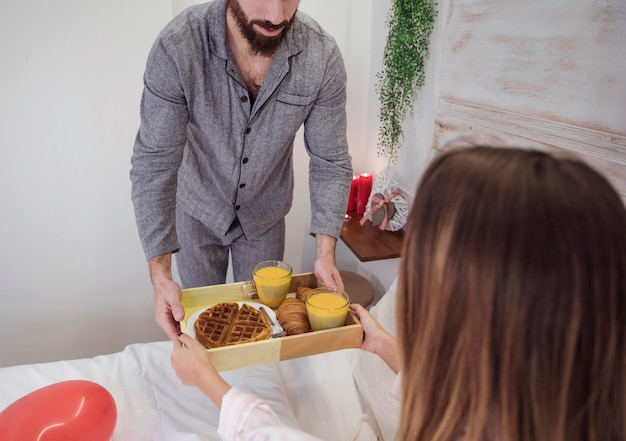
top-left (193, 302), bottom-right (272, 349)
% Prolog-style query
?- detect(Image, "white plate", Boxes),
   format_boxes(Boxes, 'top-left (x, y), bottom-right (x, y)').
top-left (186, 301), bottom-right (279, 338)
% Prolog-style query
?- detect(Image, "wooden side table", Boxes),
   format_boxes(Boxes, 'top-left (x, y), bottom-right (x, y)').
top-left (340, 212), bottom-right (404, 262)
top-left (339, 270), bottom-right (375, 308)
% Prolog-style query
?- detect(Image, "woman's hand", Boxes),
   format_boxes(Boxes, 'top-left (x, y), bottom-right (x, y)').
top-left (171, 334), bottom-right (214, 386)
top-left (171, 334), bottom-right (231, 408)
top-left (350, 304), bottom-right (401, 374)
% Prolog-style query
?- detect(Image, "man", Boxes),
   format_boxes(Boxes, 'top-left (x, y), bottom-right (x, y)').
top-left (130, 0), bottom-right (353, 341)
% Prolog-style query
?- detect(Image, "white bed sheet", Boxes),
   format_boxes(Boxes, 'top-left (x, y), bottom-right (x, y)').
top-left (0, 342), bottom-right (379, 441)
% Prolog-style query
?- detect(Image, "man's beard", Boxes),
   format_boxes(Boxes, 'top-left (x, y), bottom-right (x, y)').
top-left (228, 0), bottom-right (294, 56)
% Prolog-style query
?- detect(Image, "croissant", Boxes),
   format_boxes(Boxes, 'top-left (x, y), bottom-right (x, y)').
top-left (296, 286), bottom-right (313, 302)
top-left (276, 298), bottom-right (311, 335)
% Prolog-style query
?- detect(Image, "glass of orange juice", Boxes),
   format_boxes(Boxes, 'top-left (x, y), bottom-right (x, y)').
top-left (241, 260), bottom-right (292, 308)
top-left (305, 288), bottom-right (350, 331)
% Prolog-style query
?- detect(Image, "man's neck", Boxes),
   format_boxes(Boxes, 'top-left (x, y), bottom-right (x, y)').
top-left (225, 5), bottom-right (275, 100)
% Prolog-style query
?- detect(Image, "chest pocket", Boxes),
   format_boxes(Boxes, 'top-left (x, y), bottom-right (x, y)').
top-left (274, 92), bottom-right (316, 129)
top-left (276, 92), bottom-right (316, 107)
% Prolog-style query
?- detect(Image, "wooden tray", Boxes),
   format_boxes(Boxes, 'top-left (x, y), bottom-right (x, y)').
top-left (180, 273), bottom-right (364, 371)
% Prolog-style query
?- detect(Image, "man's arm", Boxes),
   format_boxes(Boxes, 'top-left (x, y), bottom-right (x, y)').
top-left (148, 253), bottom-right (185, 341)
top-left (130, 32), bottom-right (188, 260)
top-left (130, 33), bottom-right (190, 340)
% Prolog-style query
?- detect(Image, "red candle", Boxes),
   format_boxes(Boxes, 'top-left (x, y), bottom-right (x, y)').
top-left (355, 173), bottom-right (373, 214)
top-left (347, 175), bottom-right (358, 212)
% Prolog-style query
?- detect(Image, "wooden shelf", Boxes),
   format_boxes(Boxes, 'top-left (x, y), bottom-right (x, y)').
top-left (339, 212), bottom-right (405, 262)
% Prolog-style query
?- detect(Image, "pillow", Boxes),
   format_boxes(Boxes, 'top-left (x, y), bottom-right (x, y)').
top-left (352, 277), bottom-right (400, 441)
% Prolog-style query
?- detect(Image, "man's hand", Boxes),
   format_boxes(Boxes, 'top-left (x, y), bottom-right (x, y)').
top-left (149, 253), bottom-right (185, 341)
top-left (312, 234), bottom-right (344, 293)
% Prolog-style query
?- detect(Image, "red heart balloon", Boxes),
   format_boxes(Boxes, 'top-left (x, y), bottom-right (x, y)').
top-left (0, 380), bottom-right (117, 441)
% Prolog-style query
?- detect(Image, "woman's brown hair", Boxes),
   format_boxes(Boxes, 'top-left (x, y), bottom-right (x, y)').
top-left (397, 146), bottom-right (626, 441)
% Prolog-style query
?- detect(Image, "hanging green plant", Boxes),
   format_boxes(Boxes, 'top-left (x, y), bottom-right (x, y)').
top-left (376, 0), bottom-right (437, 163)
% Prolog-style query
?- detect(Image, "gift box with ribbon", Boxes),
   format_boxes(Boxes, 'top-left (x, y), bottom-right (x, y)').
top-left (359, 167), bottom-right (408, 232)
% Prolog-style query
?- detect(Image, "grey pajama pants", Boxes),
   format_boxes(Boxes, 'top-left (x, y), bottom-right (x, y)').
top-left (175, 209), bottom-right (285, 289)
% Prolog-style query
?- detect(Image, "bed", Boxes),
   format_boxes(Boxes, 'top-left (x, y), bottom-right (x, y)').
top-left (0, 280), bottom-right (399, 441)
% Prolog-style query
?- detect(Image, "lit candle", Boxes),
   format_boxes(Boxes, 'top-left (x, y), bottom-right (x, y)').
top-left (355, 173), bottom-right (373, 214)
top-left (347, 175), bottom-right (359, 212)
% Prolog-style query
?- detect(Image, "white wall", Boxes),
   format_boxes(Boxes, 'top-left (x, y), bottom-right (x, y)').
top-left (288, 0), bottom-right (403, 304)
top-left (0, 0), bottom-right (403, 366)
top-left (1, 0), bottom-right (178, 366)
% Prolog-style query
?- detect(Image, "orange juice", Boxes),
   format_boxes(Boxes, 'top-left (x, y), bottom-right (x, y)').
top-left (255, 266), bottom-right (290, 279)
top-left (307, 292), bottom-right (347, 309)
top-left (253, 262), bottom-right (292, 307)
top-left (305, 289), bottom-right (350, 331)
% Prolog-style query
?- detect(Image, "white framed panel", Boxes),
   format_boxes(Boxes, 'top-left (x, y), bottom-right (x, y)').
top-left (433, 0), bottom-right (626, 198)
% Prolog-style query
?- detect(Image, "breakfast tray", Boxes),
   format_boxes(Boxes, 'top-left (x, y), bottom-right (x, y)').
top-left (180, 273), bottom-right (363, 371)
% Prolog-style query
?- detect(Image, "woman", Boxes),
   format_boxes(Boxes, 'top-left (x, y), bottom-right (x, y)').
top-left (172, 146), bottom-right (626, 441)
